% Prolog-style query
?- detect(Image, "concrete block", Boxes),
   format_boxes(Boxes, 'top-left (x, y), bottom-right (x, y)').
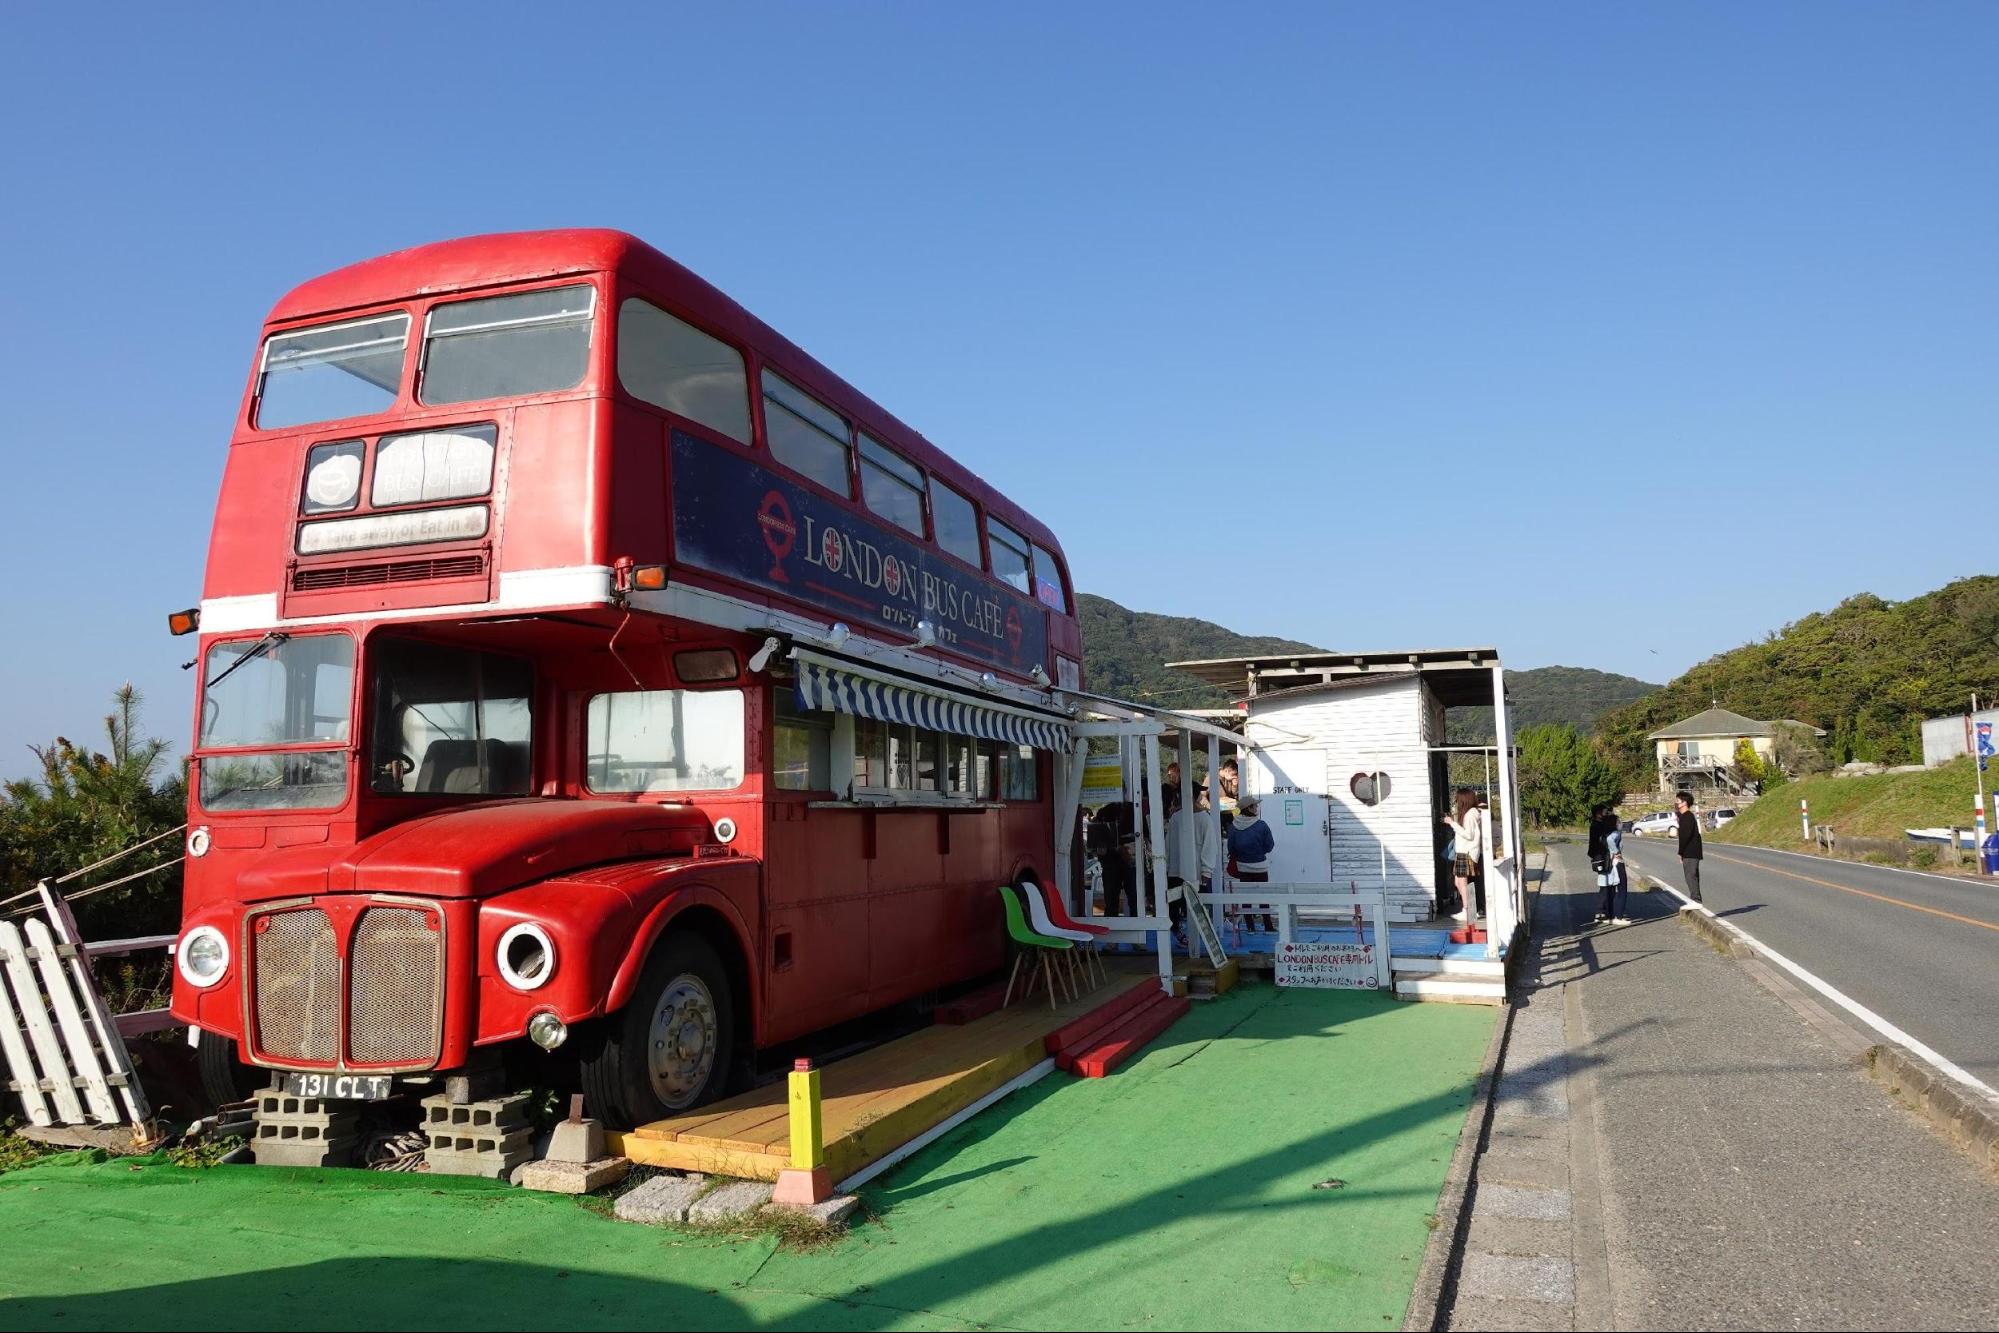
top-left (424, 1127), bottom-right (535, 1179)
top-left (687, 1180), bottom-right (775, 1223)
top-left (421, 1091), bottom-right (534, 1132)
top-left (253, 1135), bottom-right (358, 1168)
top-left (614, 1174), bottom-right (707, 1225)
top-left (516, 1156), bottom-right (630, 1195)
top-left (765, 1194), bottom-right (861, 1228)
top-left (546, 1117), bottom-right (605, 1164)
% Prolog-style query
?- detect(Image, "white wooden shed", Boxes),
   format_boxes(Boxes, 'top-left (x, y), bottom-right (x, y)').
top-left (1169, 647), bottom-right (1523, 940)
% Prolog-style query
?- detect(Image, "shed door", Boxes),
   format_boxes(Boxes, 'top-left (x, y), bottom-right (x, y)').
top-left (1257, 792), bottom-right (1332, 884)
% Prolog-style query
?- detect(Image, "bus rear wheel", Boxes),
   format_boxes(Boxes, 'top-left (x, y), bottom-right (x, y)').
top-left (582, 933), bottom-right (737, 1128)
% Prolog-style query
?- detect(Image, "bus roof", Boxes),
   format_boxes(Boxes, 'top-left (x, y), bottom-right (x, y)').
top-left (267, 228), bottom-right (1069, 567)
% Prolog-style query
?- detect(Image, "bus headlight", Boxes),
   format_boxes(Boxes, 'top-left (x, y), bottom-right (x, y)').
top-left (497, 922), bottom-right (556, 991)
top-left (177, 925), bottom-right (230, 988)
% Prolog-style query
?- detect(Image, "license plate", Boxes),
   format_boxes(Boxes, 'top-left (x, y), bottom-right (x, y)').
top-left (283, 1073), bottom-right (393, 1101)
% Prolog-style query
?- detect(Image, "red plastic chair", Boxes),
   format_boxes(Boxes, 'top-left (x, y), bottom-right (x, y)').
top-left (1035, 881), bottom-right (1108, 986)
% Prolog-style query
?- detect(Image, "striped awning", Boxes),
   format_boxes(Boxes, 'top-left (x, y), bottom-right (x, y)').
top-left (794, 658), bottom-right (1071, 750)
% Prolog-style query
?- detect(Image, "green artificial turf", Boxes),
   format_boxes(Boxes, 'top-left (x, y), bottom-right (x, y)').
top-left (0, 982), bottom-right (1492, 1331)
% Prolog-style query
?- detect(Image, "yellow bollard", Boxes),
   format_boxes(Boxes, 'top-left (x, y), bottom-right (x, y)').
top-left (773, 1057), bottom-right (832, 1207)
top-left (788, 1057), bottom-right (825, 1170)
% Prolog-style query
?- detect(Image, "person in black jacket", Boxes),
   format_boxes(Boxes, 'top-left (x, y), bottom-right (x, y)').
top-left (1675, 789), bottom-right (1705, 903)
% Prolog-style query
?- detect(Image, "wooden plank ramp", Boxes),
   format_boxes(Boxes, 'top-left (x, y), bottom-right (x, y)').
top-left (609, 967), bottom-right (1159, 1182)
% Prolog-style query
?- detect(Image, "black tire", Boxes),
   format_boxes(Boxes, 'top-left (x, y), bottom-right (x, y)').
top-left (196, 1029), bottom-right (265, 1108)
top-left (581, 933), bottom-right (737, 1129)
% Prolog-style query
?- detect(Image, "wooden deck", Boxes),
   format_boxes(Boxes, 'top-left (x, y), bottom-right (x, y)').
top-left (607, 966), bottom-right (1160, 1184)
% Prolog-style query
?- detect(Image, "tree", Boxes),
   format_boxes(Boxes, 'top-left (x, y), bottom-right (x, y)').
top-left (1516, 724), bottom-right (1624, 828)
top-left (0, 685), bottom-right (185, 936)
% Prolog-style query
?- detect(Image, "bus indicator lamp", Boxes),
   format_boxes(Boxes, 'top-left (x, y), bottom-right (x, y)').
top-left (1030, 664), bottom-right (1051, 687)
top-left (167, 608), bottom-right (200, 636)
top-left (630, 564), bottom-right (667, 592)
top-left (915, 619), bottom-right (938, 648)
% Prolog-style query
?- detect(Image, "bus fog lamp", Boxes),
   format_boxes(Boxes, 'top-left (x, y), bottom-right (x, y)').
top-left (527, 1012), bottom-right (568, 1050)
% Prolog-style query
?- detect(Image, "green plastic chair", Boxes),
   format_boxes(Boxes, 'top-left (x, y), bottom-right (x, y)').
top-left (998, 884), bottom-right (1073, 1009)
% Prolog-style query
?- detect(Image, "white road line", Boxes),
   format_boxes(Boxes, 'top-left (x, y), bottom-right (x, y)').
top-left (1641, 872), bottom-right (1999, 1106)
top-left (1679, 838), bottom-right (1993, 889)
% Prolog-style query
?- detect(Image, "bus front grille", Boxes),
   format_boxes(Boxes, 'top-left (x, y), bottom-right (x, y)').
top-left (348, 907), bottom-right (444, 1065)
top-left (251, 909), bottom-right (340, 1064)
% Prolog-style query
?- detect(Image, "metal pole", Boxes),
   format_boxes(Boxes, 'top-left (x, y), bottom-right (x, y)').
top-left (1975, 695), bottom-right (1990, 875)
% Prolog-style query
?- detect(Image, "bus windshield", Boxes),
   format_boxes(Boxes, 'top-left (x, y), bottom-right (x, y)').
top-left (197, 633), bottom-right (355, 811)
top-left (369, 639), bottom-right (532, 796)
top-left (257, 314), bottom-right (409, 430)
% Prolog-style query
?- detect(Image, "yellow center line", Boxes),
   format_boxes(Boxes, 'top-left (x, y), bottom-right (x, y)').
top-left (1650, 847), bottom-right (1999, 935)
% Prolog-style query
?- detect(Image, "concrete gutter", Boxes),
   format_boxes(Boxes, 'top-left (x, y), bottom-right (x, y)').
top-left (1400, 923), bottom-right (1523, 1330)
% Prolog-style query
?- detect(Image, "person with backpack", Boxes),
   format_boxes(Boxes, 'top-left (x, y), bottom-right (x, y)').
top-left (1227, 797), bottom-right (1278, 933)
top-left (1592, 803), bottom-right (1630, 924)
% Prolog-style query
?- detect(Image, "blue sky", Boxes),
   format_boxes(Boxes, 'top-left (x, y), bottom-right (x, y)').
top-left (1, 3), bottom-right (1993, 773)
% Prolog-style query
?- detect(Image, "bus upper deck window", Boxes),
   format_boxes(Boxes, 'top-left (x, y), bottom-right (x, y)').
top-left (1031, 542), bottom-right (1068, 613)
top-left (931, 479), bottom-right (982, 568)
top-left (987, 518), bottom-right (1032, 595)
top-left (617, 299), bottom-right (751, 444)
top-left (421, 285), bottom-right (594, 406)
top-left (858, 434), bottom-right (925, 536)
top-left (761, 371), bottom-right (852, 496)
top-left (256, 314), bottom-right (409, 430)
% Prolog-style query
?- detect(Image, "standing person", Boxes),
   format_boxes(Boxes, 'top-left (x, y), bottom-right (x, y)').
top-left (1594, 804), bottom-right (1630, 924)
top-left (1587, 804), bottom-right (1613, 924)
top-left (1675, 789), bottom-right (1705, 904)
top-left (1090, 798), bottom-right (1138, 917)
top-left (1227, 797), bottom-right (1278, 934)
top-left (1440, 787), bottom-right (1485, 923)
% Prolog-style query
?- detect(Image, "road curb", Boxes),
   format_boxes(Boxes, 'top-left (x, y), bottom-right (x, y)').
top-left (1401, 953), bottom-right (1518, 1332)
top-left (1862, 1043), bottom-right (1999, 1178)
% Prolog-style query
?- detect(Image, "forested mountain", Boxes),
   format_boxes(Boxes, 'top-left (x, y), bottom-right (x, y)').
top-left (1591, 575), bottom-right (1999, 775)
top-left (1080, 594), bottom-right (1660, 731)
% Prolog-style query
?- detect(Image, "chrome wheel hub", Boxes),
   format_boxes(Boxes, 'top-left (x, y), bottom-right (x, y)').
top-left (646, 974), bottom-right (718, 1109)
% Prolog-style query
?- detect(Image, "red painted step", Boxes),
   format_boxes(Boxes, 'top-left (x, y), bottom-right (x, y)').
top-left (1062, 993), bottom-right (1193, 1078)
top-left (1042, 981), bottom-right (1160, 1055)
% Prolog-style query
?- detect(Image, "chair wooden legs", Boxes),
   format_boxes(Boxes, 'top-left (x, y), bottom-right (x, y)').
top-left (1004, 951), bottom-right (1025, 1008)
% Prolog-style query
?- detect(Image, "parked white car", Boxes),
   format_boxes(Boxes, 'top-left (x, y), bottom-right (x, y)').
top-left (1709, 808), bottom-right (1737, 829)
top-left (1630, 810), bottom-right (1677, 836)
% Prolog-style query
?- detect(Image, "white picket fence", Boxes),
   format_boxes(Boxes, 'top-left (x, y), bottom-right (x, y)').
top-left (0, 882), bottom-right (163, 1129)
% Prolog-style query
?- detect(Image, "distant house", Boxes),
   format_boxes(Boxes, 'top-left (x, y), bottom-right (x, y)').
top-left (1647, 707), bottom-right (1825, 794)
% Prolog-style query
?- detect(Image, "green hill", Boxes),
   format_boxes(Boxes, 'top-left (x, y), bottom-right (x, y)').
top-left (1593, 575), bottom-right (1999, 778)
top-left (1079, 595), bottom-right (1659, 733)
top-left (1455, 665), bottom-right (1659, 742)
top-left (1716, 756), bottom-right (1983, 855)
top-left (1077, 594), bottom-right (1319, 708)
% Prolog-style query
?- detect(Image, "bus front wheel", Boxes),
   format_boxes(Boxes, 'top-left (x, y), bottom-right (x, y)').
top-left (582, 933), bottom-right (737, 1128)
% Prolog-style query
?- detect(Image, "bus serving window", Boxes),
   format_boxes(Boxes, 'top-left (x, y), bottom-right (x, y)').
top-left (421, 285), bottom-right (594, 406)
top-left (931, 480), bottom-right (982, 567)
top-left (617, 299), bottom-right (751, 444)
top-left (761, 371), bottom-right (852, 496)
top-left (587, 689), bottom-right (745, 793)
top-left (858, 434), bottom-right (925, 536)
top-left (1031, 543), bottom-right (1068, 612)
top-left (196, 632), bottom-right (354, 811)
top-left (772, 689), bottom-right (831, 792)
top-left (256, 314), bottom-right (409, 430)
top-left (369, 640), bottom-right (531, 795)
top-left (987, 519), bottom-right (1032, 595)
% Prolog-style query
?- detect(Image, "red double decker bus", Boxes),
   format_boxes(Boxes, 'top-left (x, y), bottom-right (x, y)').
top-left (169, 229), bottom-right (1083, 1126)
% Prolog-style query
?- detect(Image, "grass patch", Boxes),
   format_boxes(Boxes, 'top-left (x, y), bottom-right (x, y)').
top-left (1718, 757), bottom-right (1986, 853)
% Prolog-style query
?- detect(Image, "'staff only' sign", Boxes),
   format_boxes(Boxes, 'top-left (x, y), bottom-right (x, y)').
top-left (670, 431), bottom-right (1050, 676)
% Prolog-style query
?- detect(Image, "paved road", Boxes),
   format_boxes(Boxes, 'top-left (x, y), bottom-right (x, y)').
top-left (1619, 835), bottom-right (1999, 1082)
top-left (1446, 847), bottom-right (1999, 1331)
